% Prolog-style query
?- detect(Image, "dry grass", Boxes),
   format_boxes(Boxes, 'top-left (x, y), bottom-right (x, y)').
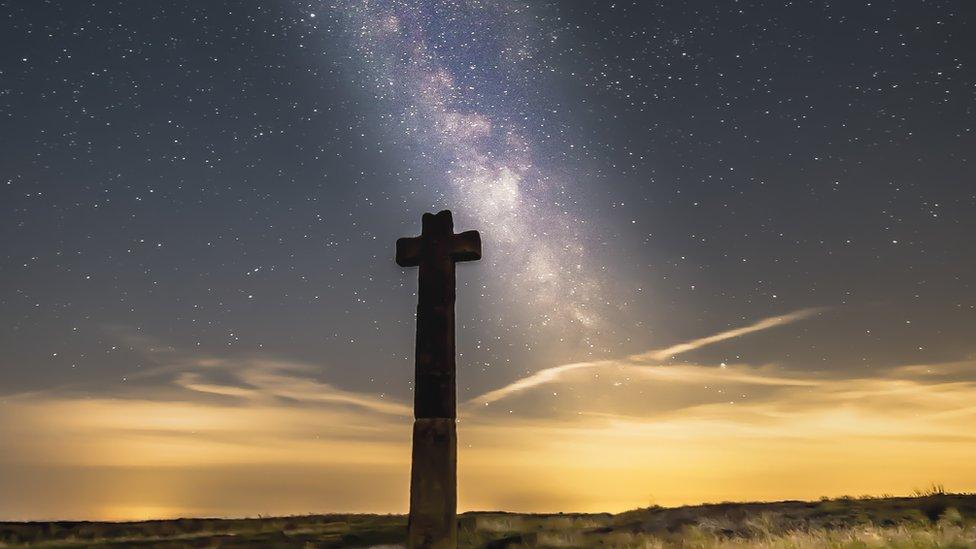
top-left (1, 494), bottom-right (974, 547)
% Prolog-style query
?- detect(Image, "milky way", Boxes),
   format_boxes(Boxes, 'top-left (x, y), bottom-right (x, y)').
top-left (339, 1), bottom-right (605, 334)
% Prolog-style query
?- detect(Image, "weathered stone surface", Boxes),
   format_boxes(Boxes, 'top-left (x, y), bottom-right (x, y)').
top-left (397, 211), bottom-right (481, 420)
top-left (407, 418), bottom-right (458, 549)
top-left (397, 210), bottom-right (480, 549)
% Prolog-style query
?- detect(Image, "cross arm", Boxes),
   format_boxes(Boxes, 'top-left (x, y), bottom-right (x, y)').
top-left (396, 236), bottom-right (423, 267)
top-left (450, 230), bottom-right (481, 262)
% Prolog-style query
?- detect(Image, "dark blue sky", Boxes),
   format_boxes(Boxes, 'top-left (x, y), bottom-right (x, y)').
top-left (1, 0), bottom-right (974, 414)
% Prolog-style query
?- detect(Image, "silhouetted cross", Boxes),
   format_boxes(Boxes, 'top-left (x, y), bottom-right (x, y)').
top-left (396, 210), bottom-right (480, 549)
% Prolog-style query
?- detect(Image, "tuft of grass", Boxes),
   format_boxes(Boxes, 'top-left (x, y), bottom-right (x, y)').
top-left (913, 483), bottom-right (949, 497)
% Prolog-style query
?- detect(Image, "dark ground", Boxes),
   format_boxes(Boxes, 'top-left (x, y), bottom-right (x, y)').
top-left (2, 493), bottom-right (974, 547)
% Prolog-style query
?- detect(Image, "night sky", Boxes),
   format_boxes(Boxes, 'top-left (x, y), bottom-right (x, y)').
top-left (1, 1), bottom-right (975, 520)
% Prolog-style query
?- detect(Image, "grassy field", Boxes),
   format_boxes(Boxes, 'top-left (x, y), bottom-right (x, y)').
top-left (2, 493), bottom-right (975, 547)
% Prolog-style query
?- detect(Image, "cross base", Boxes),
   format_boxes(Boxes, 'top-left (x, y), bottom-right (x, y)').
top-left (408, 418), bottom-right (457, 548)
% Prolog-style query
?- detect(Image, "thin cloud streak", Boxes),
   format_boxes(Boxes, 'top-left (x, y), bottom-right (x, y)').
top-left (470, 361), bottom-right (601, 408)
top-left (176, 360), bottom-right (412, 417)
top-left (631, 307), bottom-right (826, 362)
top-left (467, 307), bottom-right (825, 406)
top-left (625, 363), bottom-right (821, 387)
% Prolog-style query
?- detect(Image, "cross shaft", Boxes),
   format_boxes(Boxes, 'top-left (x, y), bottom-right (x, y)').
top-left (396, 210), bottom-right (480, 548)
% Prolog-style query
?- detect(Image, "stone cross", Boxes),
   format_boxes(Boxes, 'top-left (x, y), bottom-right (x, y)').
top-left (396, 210), bottom-right (481, 549)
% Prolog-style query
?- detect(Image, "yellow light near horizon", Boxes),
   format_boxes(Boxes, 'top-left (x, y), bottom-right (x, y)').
top-left (2, 358), bottom-right (976, 520)
top-left (97, 506), bottom-right (191, 522)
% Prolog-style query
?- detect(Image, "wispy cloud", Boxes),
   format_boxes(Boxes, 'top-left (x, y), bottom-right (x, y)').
top-left (468, 307), bottom-right (825, 406)
top-left (631, 307), bottom-right (825, 362)
top-left (8, 312), bottom-right (976, 520)
top-left (624, 362), bottom-right (821, 388)
top-left (5, 329), bottom-right (976, 518)
top-left (216, 360), bottom-right (411, 416)
top-left (470, 360), bottom-right (601, 408)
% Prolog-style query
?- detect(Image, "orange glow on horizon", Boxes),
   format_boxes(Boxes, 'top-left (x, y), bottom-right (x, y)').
top-left (3, 351), bottom-right (975, 520)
